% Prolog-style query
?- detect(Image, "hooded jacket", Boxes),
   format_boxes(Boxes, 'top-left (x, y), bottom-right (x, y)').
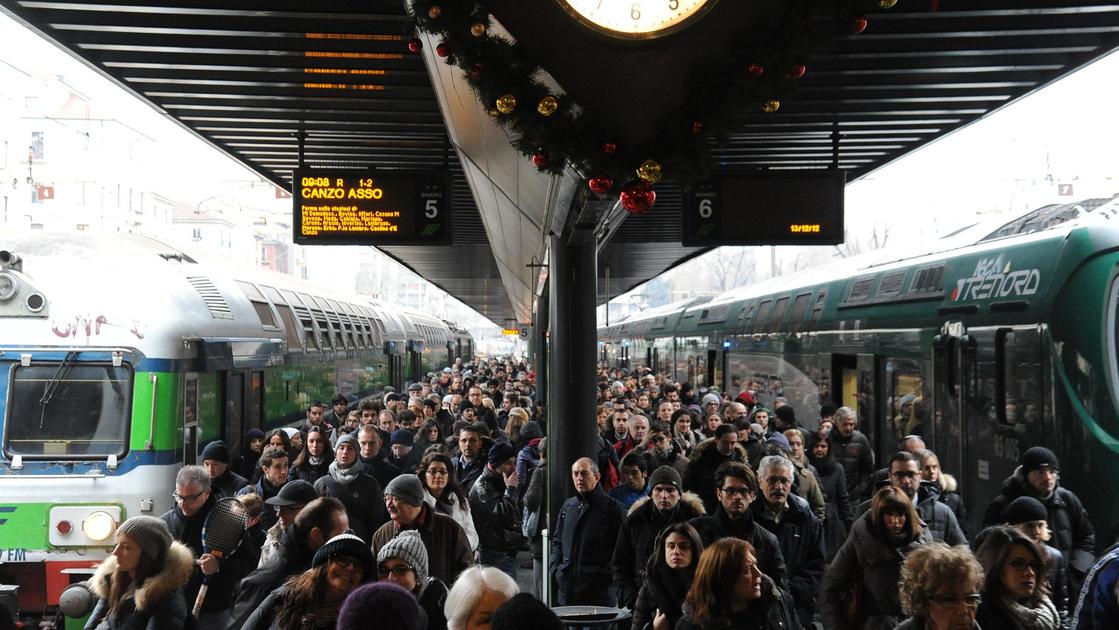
top-left (749, 494), bottom-right (825, 630)
top-left (552, 484), bottom-right (626, 606)
top-left (611, 491), bottom-right (706, 608)
top-left (683, 438), bottom-right (750, 514)
top-left (982, 466), bottom-right (1095, 573)
top-left (84, 541), bottom-right (194, 630)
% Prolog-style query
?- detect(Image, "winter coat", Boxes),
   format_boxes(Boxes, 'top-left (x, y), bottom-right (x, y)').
top-left (360, 455), bottom-right (401, 488)
top-left (424, 489), bottom-right (479, 552)
top-left (515, 441), bottom-right (542, 492)
top-left (370, 503), bottom-right (474, 584)
top-left (159, 495), bottom-right (255, 615)
top-left (674, 576), bottom-right (799, 630)
top-left (1042, 544), bottom-right (1070, 628)
top-left (820, 513), bottom-right (933, 630)
top-left (612, 492), bottom-right (706, 608)
top-left (237, 478), bottom-right (284, 531)
top-left (552, 484), bottom-right (626, 606)
top-left (810, 454), bottom-right (851, 562)
top-left (84, 541), bottom-right (194, 630)
top-left (468, 465), bottom-right (525, 556)
top-left (455, 455), bottom-right (487, 491)
top-left (651, 443), bottom-right (692, 478)
top-left (314, 469), bottom-right (389, 544)
top-left (419, 578), bottom-right (450, 630)
top-left (523, 458), bottom-right (547, 560)
top-left (211, 469), bottom-right (250, 499)
top-left (916, 485), bottom-right (967, 546)
top-left (1071, 542), bottom-right (1119, 630)
top-left (791, 460), bottom-right (826, 523)
top-left (229, 524), bottom-right (316, 629)
top-left (750, 494), bottom-right (826, 629)
top-left (935, 473), bottom-right (968, 539)
top-left (633, 563), bottom-right (693, 630)
top-left (828, 428), bottom-right (875, 503)
top-left (290, 458), bottom-right (330, 485)
top-left (983, 467), bottom-right (1096, 574)
top-left (689, 506), bottom-right (788, 588)
top-left (609, 483), bottom-right (650, 511)
top-left (683, 438), bottom-right (750, 514)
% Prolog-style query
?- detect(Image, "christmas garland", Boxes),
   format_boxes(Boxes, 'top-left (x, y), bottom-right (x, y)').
top-left (409, 0), bottom-right (899, 212)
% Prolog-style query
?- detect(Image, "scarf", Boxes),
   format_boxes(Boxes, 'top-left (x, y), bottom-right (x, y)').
top-left (1002, 595), bottom-right (1060, 630)
top-left (309, 455), bottom-right (323, 467)
top-left (328, 459), bottom-right (361, 485)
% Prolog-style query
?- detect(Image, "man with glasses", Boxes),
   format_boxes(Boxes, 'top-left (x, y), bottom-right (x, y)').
top-left (161, 465), bottom-right (254, 630)
top-left (751, 455), bottom-right (824, 629)
top-left (984, 446), bottom-right (1096, 591)
top-left (259, 479), bottom-right (319, 567)
top-left (371, 473), bottom-right (473, 583)
top-left (689, 461), bottom-right (787, 587)
top-left (880, 451), bottom-right (966, 546)
top-left (685, 423), bottom-right (749, 514)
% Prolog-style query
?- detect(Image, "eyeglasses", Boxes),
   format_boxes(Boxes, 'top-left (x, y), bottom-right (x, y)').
top-left (426, 468), bottom-right (449, 477)
top-left (172, 490), bottom-right (207, 503)
top-left (890, 470), bottom-right (919, 479)
top-left (720, 487), bottom-right (751, 497)
top-left (378, 564), bottom-right (415, 577)
top-left (332, 556), bottom-right (361, 570)
top-left (1005, 558), bottom-right (1045, 574)
top-left (931, 593), bottom-right (982, 609)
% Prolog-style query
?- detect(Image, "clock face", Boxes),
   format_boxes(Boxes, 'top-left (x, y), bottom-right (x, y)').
top-left (558, 0), bottom-right (717, 39)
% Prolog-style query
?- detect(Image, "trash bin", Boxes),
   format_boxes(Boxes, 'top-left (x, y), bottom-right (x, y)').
top-left (551, 606), bottom-right (632, 630)
top-left (0, 585), bottom-right (17, 624)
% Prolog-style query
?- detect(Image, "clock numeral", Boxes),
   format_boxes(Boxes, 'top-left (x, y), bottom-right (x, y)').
top-left (631, 3), bottom-right (641, 20)
top-left (669, 0), bottom-right (679, 9)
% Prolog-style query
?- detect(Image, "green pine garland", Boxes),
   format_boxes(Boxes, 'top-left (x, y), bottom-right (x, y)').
top-left (410, 0), bottom-right (896, 193)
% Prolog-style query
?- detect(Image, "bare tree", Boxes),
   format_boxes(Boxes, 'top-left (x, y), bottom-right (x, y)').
top-left (699, 246), bottom-right (757, 292)
top-left (834, 222), bottom-right (892, 259)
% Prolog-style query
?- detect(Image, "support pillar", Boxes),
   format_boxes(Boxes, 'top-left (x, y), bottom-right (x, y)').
top-left (546, 231), bottom-right (599, 542)
top-left (531, 287), bottom-right (549, 409)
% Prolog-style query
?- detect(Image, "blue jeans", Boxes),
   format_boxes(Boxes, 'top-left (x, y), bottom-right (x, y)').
top-left (479, 549), bottom-right (517, 580)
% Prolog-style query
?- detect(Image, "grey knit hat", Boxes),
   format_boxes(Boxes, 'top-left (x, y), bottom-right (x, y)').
top-left (384, 474), bottom-right (425, 507)
top-left (116, 516), bottom-right (173, 560)
top-left (377, 530), bottom-right (429, 587)
top-left (648, 465), bottom-right (682, 491)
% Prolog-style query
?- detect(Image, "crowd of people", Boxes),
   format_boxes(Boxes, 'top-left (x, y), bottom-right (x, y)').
top-left (79, 359), bottom-right (1119, 630)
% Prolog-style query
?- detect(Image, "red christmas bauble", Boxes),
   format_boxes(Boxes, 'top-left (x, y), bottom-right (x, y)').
top-left (532, 150), bottom-right (549, 169)
top-left (852, 17), bottom-right (868, 34)
top-left (588, 176), bottom-right (613, 194)
top-left (467, 63), bottom-right (484, 79)
top-left (407, 38), bottom-right (423, 53)
top-left (747, 63), bottom-right (765, 78)
top-left (691, 120), bottom-right (704, 135)
top-left (602, 142), bottom-right (617, 156)
top-left (436, 42), bottom-right (451, 57)
top-left (620, 181), bottom-right (656, 214)
top-left (787, 64), bottom-right (807, 80)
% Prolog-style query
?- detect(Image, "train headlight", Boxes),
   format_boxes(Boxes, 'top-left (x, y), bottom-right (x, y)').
top-left (0, 271), bottom-right (18, 301)
top-left (81, 511), bottom-right (117, 542)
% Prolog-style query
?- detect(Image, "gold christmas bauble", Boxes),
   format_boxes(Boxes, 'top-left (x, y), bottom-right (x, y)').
top-left (428, 5), bottom-right (442, 19)
top-left (761, 99), bottom-right (781, 113)
top-left (496, 94), bottom-right (517, 114)
top-left (636, 159), bottom-right (663, 184)
top-left (471, 22), bottom-right (487, 37)
top-left (879, 0), bottom-right (897, 8)
top-left (537, 96), bottom-right (559, 116)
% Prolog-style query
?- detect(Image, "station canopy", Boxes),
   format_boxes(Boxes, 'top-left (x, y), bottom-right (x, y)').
top-left (4, 0), bottom-right (1118, 325)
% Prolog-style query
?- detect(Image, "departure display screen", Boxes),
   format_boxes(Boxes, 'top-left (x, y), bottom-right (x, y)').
top-left (293, 169), bottom-right (449, 245)
top-left (683, 170), bottom-right (845, 246)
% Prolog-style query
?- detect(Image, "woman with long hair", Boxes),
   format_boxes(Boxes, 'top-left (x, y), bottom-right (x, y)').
top-left (807, 431), bottom-right (851, 561)
top-left (632, 523), bottom-right (704, 630)
top-left (676, 538), bottom-right (797, 630)
top-left (820, 486), bottom-right (932, 630)
top-left (415, 420), bottom-right (444, 453)
top-left (290, 425), bottom-right (333, 484)
top-left (671, 409), bottom-right (703, 456)
top-left (973, 525), bottom-right (1061, 630)
top-left (85, 516), bottom-right (194, 629)
top-left (417, 451), bottom-right (479, 552)
top-left (243, 533), bottom-right (374, 630)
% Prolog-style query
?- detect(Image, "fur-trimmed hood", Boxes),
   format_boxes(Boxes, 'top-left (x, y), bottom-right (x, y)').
top-left (689, 437), bottom-right (748, 462)
top-left (90, 541), bottom-right (194, 611)
top-left (628, 491), bottom-right (707, 517)
top-left (940, 472), bottom-right (958, 494)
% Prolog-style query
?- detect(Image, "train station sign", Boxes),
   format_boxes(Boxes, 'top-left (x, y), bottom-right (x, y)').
top-left (683, 170), bottom-right (845, 246)
top-left (293, 169), bottom-right (450, 245)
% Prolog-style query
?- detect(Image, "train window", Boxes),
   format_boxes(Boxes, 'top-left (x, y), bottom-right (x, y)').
top-left (878, 271), bottom-right (906, 297)
top-left (753, 300), bottom-right (773, 332)
top-left (996, 329), bottom-right (1041, 427)
top-left (811, 291), bottom-right (827, 322)
top-left (277, 305), bottom-right (303, 350)
top-left (250, 301), bottom-right (277, 328)
top-left (789, 293), bottom-right (811, 328)
top-left (738, 302), bottom-right (757, 332)
top-left (5, 362), bottom-right (132, 458)
top-left (771, 297), bottom-right (790, 328)
top-left (847, 277), bottom-right (874, 303)
top-left (262, 285), bottom-right (285, 305)
top-left (886, 358), bottom-right (929, 444)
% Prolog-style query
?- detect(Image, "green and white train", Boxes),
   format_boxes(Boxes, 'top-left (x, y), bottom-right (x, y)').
top-left (0, 232), bottom-right (471, 620)
top-left (600, 197), bottom-right (1119, 540)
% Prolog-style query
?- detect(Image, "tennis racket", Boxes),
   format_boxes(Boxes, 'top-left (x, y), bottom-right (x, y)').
top-left (191, 497), bottom-right (247, 618)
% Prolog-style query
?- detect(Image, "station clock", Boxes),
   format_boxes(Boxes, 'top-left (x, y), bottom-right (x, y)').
top-left (557, 0), bottom-right (718, 39)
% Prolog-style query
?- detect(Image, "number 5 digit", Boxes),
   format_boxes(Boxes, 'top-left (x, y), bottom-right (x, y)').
top-left (669, 0), bottom-right (679, 10)
top-left (425, 199), bottom-right (439, 218)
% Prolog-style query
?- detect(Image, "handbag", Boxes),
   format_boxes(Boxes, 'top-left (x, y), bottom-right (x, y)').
top-left (839, 564), bottom-right (865, 629)
top-left (522, 506), bottom-right (540, 538)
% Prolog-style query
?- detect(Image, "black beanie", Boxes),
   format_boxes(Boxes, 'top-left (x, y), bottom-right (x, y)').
top-left (492, 593), bottom-right (562, 630)
top-left (648, 465), bottom-right (682, 491)
top-left (1003, 496), bottom-right (1049, 525)
top-left (487, 442), bottom-right (517, 468)
top-left (200, 440), bottom-right (230, 464)
top-left (1020, 446), bottom-right (1059, 473)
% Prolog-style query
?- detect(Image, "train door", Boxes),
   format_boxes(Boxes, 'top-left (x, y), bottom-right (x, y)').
top-left (706, 348), bottom-right (721, 392)
top-left (222, 372), bottom-right (246, 452)
top-left (831, 353), bottom-right (877, 443)
top-left (620, 343), bottom-right (630, 369)
top-left (647, 347), bottom-right (654, 372)
top-left (931, 322), bottom-right (976, 512)
top-left (183, 372), bottom-right (199, 465)
top-left (406, 341), bottom-right (422, 384)
top-left (447, 341), bottom-right (455, 368)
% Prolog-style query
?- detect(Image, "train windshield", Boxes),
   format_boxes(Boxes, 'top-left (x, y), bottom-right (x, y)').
top-left (4, 362), bottom-right (132, 458)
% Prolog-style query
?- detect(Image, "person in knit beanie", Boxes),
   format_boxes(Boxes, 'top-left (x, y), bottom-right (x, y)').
top-left (378, 530), bottom-right (449, 630)
top-left (337, 582), bottom-right (428, 630)
top-left (1004, 496), bottom-right (1072, 622)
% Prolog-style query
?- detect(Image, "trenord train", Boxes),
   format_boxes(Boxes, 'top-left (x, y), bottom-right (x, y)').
top-left (0, 232), bottom-right (471, 618)
top-left (599, 196), bottom-right (1119, 540)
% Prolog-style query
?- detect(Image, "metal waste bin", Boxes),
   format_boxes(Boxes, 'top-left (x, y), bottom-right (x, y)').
top-left (551, 606), bottom-right (632, 630)
top-left (0, 584), bottom-right (17, 623)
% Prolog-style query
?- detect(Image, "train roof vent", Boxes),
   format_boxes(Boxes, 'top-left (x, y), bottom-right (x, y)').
top-left (845, 277), bottom-right (874, 303)
top-left (187, 276), bottom-right (234, 320)
top-left (878, 271), bottom-right (906, 297)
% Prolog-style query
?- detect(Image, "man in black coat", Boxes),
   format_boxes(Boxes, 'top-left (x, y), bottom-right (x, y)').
top-left (160, 465), bottom-right (255, 630)
top-left (313, 433), bottom-right (389, 543)
top-left (611, 465), bottom-right (706, 608)
top-left (356, 424), bottom-right (400, 487)
top-left (468, 442), bottom-right (524, 578)
top-left (228, 497), bottom-right (348, 629)
top-left (683, 424), bottom-right (749, 514)
top-left (236, 445), bottom-right (290, 531)
top-left (552, 457), bottom-right (626, 606)
top-left (750, 455), bottom-right (825, 629)
top-left (200, 440), bottom-right (248, 499)
top-left (983, 446), bottom-right (1095, 584)
top-left (455, 423), bottom-right (488, 490)
top-left (688, 461), bottom-right (788, 587)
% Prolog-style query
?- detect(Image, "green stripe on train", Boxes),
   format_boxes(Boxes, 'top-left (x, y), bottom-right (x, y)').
top-left (0, 503), bottom-right (126, 550)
